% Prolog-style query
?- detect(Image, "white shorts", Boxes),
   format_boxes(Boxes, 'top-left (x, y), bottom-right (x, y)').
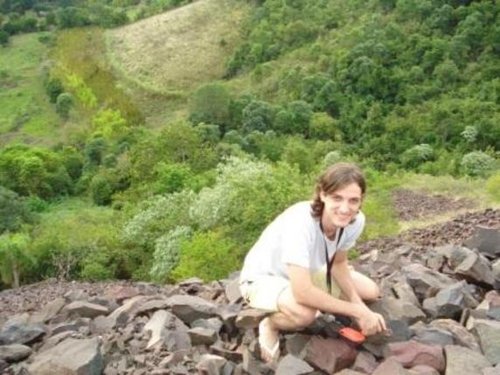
top-left (240, 268), bottom-right (343, 312)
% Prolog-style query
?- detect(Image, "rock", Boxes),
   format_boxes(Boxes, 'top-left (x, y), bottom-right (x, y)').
top-left (402, 264), bottom-right (455, 301)
top-left (144, 309), bottom-right (169, 349)
top-left (0, 322), bottom-right (45, 345)
top-left (188, 326), bottom-right (218, 345)
top-left (373, 357), bottom-right (412, 375)
top-left (196, 353), bottom-right (227, 375)
top-left (29, 297), bottom-right (66, 324)
top-left (165, 295), bottom-right (217, 324)
top-left (464, 226), bottom-right (500, 257)
top-left (472, 319), bottom-right (500, 365)
top-left (64, 301), bottom-right (109, 319)
top-left (430, 319), bottom-right (481, 352)
top-left (235, 308), bottom-right (267, 329)
top-left (383, 340), bottom-right (445, 372)
top-left (0, 344), bottom-right (32, 362)
top-left (28, 337), bottom-right (103, 375)
top-left (275, 354), bottom-right (314, 375)
top-left (302, 336), bottom-right (357, 374)
top-left (445, 344), bottom-right (491, 375)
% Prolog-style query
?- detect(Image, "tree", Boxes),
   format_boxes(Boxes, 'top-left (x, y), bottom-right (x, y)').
top-left (55, 92), bottom-right (73, 119)
top-left (189, 83), bottom-right (231, 128)
top-left (0, 30), bottom-right (9, 47)
top-left (241, 100), bottom-right (275, 134)
top-left (0, 232), bottom-right (33, 288)
top-left (0, 186), bottom-right (33, 234)
top-left (45, 77), bottom-right (64, 103)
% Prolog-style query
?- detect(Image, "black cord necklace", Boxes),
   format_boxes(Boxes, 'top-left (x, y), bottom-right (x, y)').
top-left (319, 221), bottom-right (344, 294)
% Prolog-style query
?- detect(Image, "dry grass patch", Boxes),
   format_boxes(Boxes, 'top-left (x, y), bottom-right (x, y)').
top-left (106, 0), bottom-right (249, 95)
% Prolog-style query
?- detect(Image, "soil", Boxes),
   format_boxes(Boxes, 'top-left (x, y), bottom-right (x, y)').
top-left (391, 189), bottom-right (475, 221)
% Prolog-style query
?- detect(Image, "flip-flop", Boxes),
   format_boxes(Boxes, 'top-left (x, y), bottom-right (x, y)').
top-left (258, 318), bottom-right (280, 363)
top-left (258, 334), bottom-right (280, 363)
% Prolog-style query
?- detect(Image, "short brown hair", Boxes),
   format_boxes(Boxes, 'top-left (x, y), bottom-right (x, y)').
top-left (310, 162), bottom-right (366, 219)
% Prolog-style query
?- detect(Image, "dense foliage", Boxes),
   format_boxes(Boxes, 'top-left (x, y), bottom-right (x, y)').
top-left (0, 0), bottom-right (498, 288)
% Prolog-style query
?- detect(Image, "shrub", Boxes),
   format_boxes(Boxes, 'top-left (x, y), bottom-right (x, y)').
top-left (55, 92), bottom-right (74, 119)
top-left (171, 230), bottom-right (239, 282)
top-left (401, 144), bottom-right (434, 169)
top-left (89, 175), bottom-right (113, 206)
top-left (150, 226), bottom-right (192, 282)
top-left (460, 151), bottom-right (496, 177)
top-left (189, 83), bottom-right (231, 127)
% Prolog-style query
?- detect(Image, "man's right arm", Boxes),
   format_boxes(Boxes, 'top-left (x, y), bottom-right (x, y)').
top-left (287, 264), bottom-right (384, 335)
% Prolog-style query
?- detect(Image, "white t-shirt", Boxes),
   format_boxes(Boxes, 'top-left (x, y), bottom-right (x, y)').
top-left (239, 201), bottom-right (365, 282)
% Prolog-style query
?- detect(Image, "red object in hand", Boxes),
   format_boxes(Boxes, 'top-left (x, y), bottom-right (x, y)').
top-left (338, 327), bottom-right (366, 344)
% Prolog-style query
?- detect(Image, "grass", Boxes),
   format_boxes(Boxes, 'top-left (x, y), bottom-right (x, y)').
top-left (105, 0), bottom-right (250, 127)
top-left (0, 32), bottom-right (61, 145)
top-left (50, 28), bottom-right (144, 127)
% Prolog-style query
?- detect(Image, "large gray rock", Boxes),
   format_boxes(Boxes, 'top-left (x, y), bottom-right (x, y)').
top-left (472, 319), bottom-right (500, 365)
top-left (402, 264), bottom-right (455, 301)
top-left (275, 354), bottom-right (314, 375)
top-left (0, 322), bottom-right (45, 345)
top-left (0, 344), bottom-right (32, 362)
top-left (464, 226), bottom-right (500, 257)
top-left (64, 301), bottom-right (109, 319)
top-left (28, 337), bottom-right (103, 375)
top-left (448, 246), bottom-right (496, 286)
top-left (166, 295), bottom-right (217, 324)
top-left (445, 344), bottom-right (491, 375)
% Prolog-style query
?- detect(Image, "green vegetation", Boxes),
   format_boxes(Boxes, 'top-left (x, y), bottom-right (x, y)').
top-left (0, 0), bottom-right (498, 288)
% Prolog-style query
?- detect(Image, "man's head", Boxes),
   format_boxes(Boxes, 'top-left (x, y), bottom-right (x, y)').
top-left (311, 163), bottom-right (366, 224)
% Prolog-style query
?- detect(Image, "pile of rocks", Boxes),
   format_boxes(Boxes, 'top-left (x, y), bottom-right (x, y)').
top-left (0, 223), bottom-right (499, 374)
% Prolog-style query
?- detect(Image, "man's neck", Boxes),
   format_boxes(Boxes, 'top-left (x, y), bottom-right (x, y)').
top-left (321, 217), bottom-right (337, 240)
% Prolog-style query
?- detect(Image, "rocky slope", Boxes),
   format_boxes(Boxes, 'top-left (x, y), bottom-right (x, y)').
top-left (0, 201), bottom-right (499, 374)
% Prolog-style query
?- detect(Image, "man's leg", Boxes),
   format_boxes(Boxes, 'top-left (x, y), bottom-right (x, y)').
top-left (258, 286), bottom-right (317, 362)
top-left (349, 269), bottom-right (381, 301)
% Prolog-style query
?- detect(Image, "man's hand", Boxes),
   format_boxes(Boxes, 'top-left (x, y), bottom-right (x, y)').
top-left (354, 304), bottom-right (386, 336)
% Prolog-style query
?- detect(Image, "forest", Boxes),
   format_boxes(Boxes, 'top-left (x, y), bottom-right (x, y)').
top-left (0, 0), bottom-right (498, 289)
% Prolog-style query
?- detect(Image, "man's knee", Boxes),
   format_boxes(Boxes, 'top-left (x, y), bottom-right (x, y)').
top-left (362, 282), bottom-right (381, 302)
top-left (288, 306), bottom-right (317, 328)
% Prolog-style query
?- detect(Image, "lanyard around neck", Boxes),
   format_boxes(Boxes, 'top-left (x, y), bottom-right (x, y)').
top-left (319, 222), bottom-right (344, 294)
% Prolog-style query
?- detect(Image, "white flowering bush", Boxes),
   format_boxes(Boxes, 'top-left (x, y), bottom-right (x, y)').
top-left (150, 226), bottom-right (192, 282)
top-left (401, 144), bottom-right (434, 168)
top-left (189, 156), bottom-right (272, 230)
top-left (121, 190), bottom-right (195, 249)
top-left (460, 151), bottom-right (496, 177)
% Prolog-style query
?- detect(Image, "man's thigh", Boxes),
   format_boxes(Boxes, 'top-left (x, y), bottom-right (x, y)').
top-left (240, 276), bottom-right (289, 312)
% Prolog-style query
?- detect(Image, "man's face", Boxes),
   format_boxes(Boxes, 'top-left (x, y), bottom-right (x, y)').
top-left (320, 182), bottom-right (363, 228)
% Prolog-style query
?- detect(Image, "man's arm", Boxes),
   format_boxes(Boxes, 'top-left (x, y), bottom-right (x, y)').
top-left (287, 264), bottom-right (367, 323)
top-left (330, 251), bottom-right (386, 335)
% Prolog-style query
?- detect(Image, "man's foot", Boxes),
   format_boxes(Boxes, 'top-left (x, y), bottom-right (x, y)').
top-left (258, 317), bottom-right (280, 363)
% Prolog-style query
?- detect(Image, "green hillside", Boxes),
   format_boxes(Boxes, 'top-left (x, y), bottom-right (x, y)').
top-left (0, 0), bottom-right (499, 289)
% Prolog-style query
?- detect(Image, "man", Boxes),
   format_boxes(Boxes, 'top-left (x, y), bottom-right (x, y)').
top-left (239, 162), bottom-right (386, 362)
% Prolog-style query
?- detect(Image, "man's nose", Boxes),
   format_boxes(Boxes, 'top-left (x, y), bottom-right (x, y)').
top-left (339, 200), bottom-right (350, 213)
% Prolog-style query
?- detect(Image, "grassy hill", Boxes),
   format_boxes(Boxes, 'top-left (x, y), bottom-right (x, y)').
top-left (105, 0), bottom-right (249, 125)
top-left (0, 33), bottom-right (61, 146)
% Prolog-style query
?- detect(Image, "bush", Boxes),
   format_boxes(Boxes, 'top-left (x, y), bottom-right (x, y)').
top-left (460, 151), bottom-right (496, 177)
top-left (55, 92), bottom-right (74, 119)
top-left (89, 175), bottom-right (113, 206)
top-left (150, 226), bottom-right (192, 282)
top-left (171, 230), bottom-right (239, 282)
top-left (401, 144), bottom-right (434, 169)
top-left (189, 83), bottom-right (231, 127)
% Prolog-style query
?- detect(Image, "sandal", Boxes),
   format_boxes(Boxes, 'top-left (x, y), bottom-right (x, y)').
top-left (258, 318), bottom-right (280, 363)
